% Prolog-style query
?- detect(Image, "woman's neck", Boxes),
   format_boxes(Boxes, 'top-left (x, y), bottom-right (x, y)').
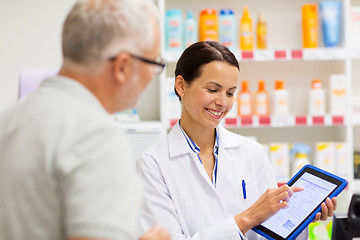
top-left (180, 118), bottom-right (216, 151)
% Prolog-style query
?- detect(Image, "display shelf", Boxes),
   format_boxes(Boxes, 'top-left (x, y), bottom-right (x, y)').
top-left (163, 48), bottom-right (348, 63)
top-left (223, 115), bottom-right (346, 128)
top-left (165, 115), bottom-right (346, 129)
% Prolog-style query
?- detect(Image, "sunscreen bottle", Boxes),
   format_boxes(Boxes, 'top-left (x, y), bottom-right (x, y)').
top-left (255, 80), bottom-right (269, 116)
top-left (184, 10), bottom-right (197, 47)
top-left (199, 9), bottom-right (219, 41)
top-left (165, 9), bottom-right (183, 51)
top-left (238, 80), bottom-right (252, 116)
top-left (273, 80), bottom-right (289, 116)
top-left (219, 9), bottom-right (236, 50)
top-left (240, 6), bottom-right (253, 50)
top-left (309, 79), bottom-right (325, 115)
top-left (256, 12), bottom-right (267, 49)
top-left (302, 4), bottom-right (318, 48)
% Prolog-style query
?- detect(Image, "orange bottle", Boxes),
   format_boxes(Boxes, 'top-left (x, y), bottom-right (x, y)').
top-left (255, 80), bottom-right (269, 116)
top-left (302, 4), bottom-right (318, 48)
top-left (240, 6), bottom-right (253, 50)
top-left (199, 9), bottom-right (219, 41)
top-left (238, 80), bottom-right (252, 116)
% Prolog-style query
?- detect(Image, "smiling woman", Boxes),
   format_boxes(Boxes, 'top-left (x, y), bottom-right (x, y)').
top-left (137, 41), bottom-right (336, 240)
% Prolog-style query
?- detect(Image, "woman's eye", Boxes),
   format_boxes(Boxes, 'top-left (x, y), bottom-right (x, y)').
top-left (227, 92), bottom-right (235, 97)
top-left (207, 89), bottom-right (217, 93)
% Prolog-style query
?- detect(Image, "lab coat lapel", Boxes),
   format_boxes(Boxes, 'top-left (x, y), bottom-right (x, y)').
top-left (216, 125), bottom-right (244, 190)
top-left (216, 144), bottom-right (234, 190)
top-left (168, 122), bottom-right (218, 192)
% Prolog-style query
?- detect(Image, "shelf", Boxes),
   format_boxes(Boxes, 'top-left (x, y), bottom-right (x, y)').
top-left (222, 115), bottom-right (345, 128)
top-left (166, 115), bottom-right (345, 129)
top-left (163, 48), bottom-right (348, 63)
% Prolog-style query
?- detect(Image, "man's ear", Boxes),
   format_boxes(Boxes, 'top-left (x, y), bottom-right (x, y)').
top-left (175, 75), bottom-right (186, 97)
top-left (111, 52), bottom-right (131, 85)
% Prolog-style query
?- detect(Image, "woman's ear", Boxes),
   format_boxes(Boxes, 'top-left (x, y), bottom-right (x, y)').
top-left (175, 75), bottom-right (186, 97)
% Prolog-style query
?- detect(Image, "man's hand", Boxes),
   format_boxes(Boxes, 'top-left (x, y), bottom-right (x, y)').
top-left (139, 224), bottom-right (170, 240)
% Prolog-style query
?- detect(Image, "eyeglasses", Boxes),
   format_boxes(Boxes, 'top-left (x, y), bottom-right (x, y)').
top-left (109, 52), bottom-right (166, 75)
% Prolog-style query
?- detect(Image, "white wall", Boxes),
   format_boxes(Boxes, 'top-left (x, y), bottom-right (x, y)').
top-left (0, 0), bottom-right (160, 120)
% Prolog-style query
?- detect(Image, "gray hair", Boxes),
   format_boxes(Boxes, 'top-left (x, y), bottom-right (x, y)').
top-left (62, 0), bottom-right (159, 65)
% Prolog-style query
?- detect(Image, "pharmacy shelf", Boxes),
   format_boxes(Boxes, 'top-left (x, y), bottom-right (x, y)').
top-left (163, 48), bottom-right (348, 63)
top-left (166, 115), bottom-right (346, 129)
top-left (223, 115), bottom-right (346, 128)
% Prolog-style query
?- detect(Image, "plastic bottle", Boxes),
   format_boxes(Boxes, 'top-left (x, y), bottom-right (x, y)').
top-left (240, 6), bottom-right (253, 51)
top-left (302, 4), bottom-right (318, 48)
top-left (320, 1), bottom-right (341, 47)
top-left (199, 9), bottom-right (219, 41)
top-left (184, 10), bottom-right (197, 47)
top-left (238, 80), bottom-right (252, 116)
top-left (219, 9), bottom-right (236, 50)
top-left (256, 12), bottom-right (267, 49)
top-left (273, 80), bottom-right (289, 116)
top-left (309, 79), bottom-right (325, 115)
top-left (255, 80), bottom-right (269, 116)
top-left (290, 143), bottom-right (311, 176)
top-left (165, 9), bottom-right (183, 51)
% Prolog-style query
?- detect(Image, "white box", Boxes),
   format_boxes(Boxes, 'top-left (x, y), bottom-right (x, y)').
top-left (270, 143), bottom-right (290, 182)
top-left (329, 75), bottom-right (347, 115)
top-left (350, 7), bottom-right (360, 48)
top-left (352, 94), bottom-right (360, 124)
top-left (315, 142), bottom-right (336, 174)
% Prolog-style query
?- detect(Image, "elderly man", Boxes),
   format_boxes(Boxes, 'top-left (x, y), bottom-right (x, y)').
top-left (0, 0), bottom-right (169, 239)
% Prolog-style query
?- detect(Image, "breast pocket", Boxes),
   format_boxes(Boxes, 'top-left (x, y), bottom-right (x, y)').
top-left (232, 181), bottom-right (259, 212)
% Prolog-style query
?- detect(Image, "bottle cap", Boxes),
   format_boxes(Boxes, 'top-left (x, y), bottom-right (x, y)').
top-left (258, 80), bottom-right (265, 91)
top-left (243, 6), bottom-right (250, 17)
top-left (275, 80), bottom-right (284, 90)
top-left (241, 80), bottom-right (249, 92)
top-left (220, 9), bottom-right (234, 15)
top-left (258, 12), bottom-right (265, 22)
top-left (187, 10), bottom-right (194, 19)
top-left (296, 153), bottom-right (308, 158)
top-left (166, 9), bottom-right (182, 17)
top-left (200, 9), bottom-right (217, 16)
top-left (311, 79), bottom-right (322, 89)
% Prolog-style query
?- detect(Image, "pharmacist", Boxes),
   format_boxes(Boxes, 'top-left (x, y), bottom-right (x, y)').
top-left (137, 41), bottom-right (336, 240)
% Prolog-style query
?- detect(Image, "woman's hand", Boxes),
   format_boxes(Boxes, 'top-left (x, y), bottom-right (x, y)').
top-left (234, 185), bottom-right (304, 234)
top-left (312, 197), bottom-right (337, 222)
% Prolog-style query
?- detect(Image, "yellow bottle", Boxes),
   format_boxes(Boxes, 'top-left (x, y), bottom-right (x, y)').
top-left (240, 6), bottom-right (253, 51)
top-left (302, 4), bottom-right (318, 48)
top-left (256, 12), bottom-right (267, 49)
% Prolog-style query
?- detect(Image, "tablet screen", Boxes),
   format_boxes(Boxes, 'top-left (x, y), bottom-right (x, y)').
top-left (258, 170), bottom-right (339, 239)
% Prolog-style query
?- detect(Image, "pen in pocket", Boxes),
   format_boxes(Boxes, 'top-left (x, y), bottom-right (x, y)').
top-left (242, 179), bottom-right (246, 199)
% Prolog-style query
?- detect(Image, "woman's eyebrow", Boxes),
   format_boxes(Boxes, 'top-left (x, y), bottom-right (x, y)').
top-left (206, 81), bottom-right (222, 88)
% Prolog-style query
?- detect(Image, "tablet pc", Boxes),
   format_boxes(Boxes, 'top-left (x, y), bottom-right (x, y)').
top-left (252, 164), bottom-right (348, 240)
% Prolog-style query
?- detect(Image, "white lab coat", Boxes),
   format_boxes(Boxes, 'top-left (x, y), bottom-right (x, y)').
top-left (137, 121), bottom-right (308, 240)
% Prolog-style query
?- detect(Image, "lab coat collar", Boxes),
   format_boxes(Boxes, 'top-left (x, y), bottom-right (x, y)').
top-left (41, 75), bottom-right (109, 116)
top-left (168, 121), bottom-right (245, 159)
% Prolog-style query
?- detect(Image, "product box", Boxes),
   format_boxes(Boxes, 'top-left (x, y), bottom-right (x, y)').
top-left (354, 151), bottom-right (360, 179)
top-left (329, 75), bottom-right (347, 116)
top-left (335, 142), bottom-right (348, 179)
top-left (269, 143), bottom-right (290, 182)
top-left (315, 142), bottom-right (336, 174)
top-left (350, 7), bottom-right (360, 48)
